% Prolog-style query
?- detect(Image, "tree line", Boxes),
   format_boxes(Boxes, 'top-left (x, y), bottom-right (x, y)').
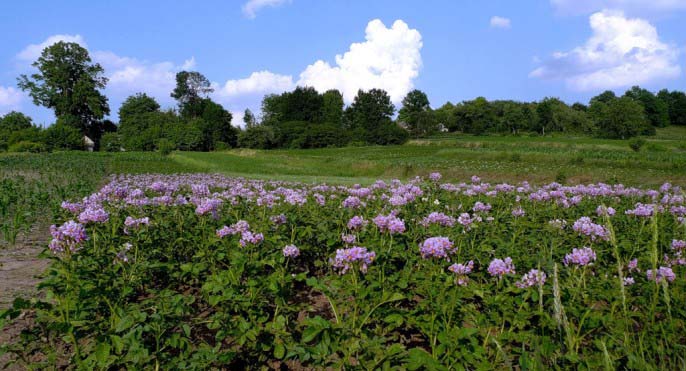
top-left (1, 41), bottom-right (685, 153)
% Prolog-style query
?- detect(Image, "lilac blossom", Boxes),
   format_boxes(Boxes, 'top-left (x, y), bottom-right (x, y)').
top-left (282, 244), bottom-right (300, 258)
top-left (49, 221), bottom-right (88, 254)
top-left (347, 216), bottom-right (368, 230)
top-left (572, 217), bottom-right (609, 241)
top-left (373, 213), bottom-right (406, 234)
top-left (515, 269), bottom-right (547, 288)
top-left (78, 207), bottom-right (109, 224)
top-left (646, 267), bottom-right (676, 283)
top-left (270, 214), bottom-right (287, 226)
top-left (488, 257), bottom-right (516, 277)
top-left (429, 172), bottom-right (442, 182)
top-left (596, 205), bottom-right (616, 217)
top-left (331, 247), bottom-right (376, 274)
top-left (511, 206), bottom-right (526, 218)
top-left (472, 202), bottom-right (492, 213)
top-left (341, 234), bottom-right (356, 244)
top-left (563, 247), bottom-right (597, 266)
top-left (448, 260), bottom-right (474, 286)
top-left (420, 212), bottom-right (456, 227)
top-left (419, 237), bottom-right (455, 260)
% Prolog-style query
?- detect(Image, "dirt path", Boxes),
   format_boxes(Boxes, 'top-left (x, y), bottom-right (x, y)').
top-left (0, 225), bottom-right (50, 310)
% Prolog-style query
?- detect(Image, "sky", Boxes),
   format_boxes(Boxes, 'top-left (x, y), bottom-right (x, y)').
top-left (0, 0), bottom-right (684, 126)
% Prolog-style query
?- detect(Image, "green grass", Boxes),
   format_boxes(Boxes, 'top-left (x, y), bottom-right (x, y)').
top-left (171, 126), bottom-right (686, 186)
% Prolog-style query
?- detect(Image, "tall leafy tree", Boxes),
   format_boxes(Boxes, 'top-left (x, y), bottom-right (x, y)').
top-left (243, 109), bottom-right (257, 128)
top-left (657, 89), bottom-right (686, 126)
top-left (282, 86), bottom-right (323, 123)
top-left (17, 41), bottom-right (109, 136)
top-left (171, 71), bottom-right (213, 117)
top-left (624, 86), bottom-right (669, 128)
top-left (0, 111), bottom-right (33, 134)
top-left (321, 89), bottom-right (344, 126)
top-left (349, 88), bottom-right (395, 132)
top-left (590, 96), bottom-right (648, 139)
top-left (399, 89), bottom-right (436, 137)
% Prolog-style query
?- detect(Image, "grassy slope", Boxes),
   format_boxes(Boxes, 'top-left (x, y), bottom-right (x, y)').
top-left (172, 127), bottom-right (686, 186)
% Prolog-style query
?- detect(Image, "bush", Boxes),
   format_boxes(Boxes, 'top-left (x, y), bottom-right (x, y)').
top-left (100, 132), bottom-right (122, 152)
top-left (45, 124), bottom-right (83, 150)
top-left (629, 138), bottom-right (646, 152)
top-left (238, 126), bottom-right (276, 149)
top-left (8, 141), bottom-right (48, 153)
top-left (214, 141), bottom-right (231, 151)
top-left (156, 138), bottom-right (175, 156)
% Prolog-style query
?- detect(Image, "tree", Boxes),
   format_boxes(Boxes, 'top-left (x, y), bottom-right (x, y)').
top-left (590, 90), bottom-right (617, 105)
top-left (349, 89), bottom-right (395, 133)
top-left (456, 97), bottom-right (495, 135)
top-left (657, 89), bottom-right (686, 126)
top-left (238, 125), bottom-right (276, 149)
top-left (624, 86), bottom-right (669, 128)
top-left (171, 71), bottom-right (213, 117)
top-left (243, 109), bottom-right (257, 128)
top-left (590, 96), bottom-right (648, 139)
top-left (44, 123), bottom-right (83, 150)
top-left (119, 93), bottom-right (160, 121)
top-left (321, 89), bottom-right (344, 126)
top-left (282, 86), bottom-right (323, 123)
top-left (199, 99), bottom-right (237, 150)
top-left (399, 89), bottom-right (435, 137)
top-left (17, 41), bottom-right (109, 136)
top-left (0, 112), bottom-right (33, 139)
top-left (433, 102), bottom-right (457, 132)
top-left (534, 97), bottom-right (570, 135)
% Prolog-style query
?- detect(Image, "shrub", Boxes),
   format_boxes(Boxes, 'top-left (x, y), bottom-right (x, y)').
top-left (156, 138), bottom-right (175, 156)
top-left (45, 124), bottom-right (83, 150)
top-left (9, 141), bottom-right (48, 153)
top-left (100, 132), bottom-right (122, 152)
top-left (238, 126), bottom-right (276, 149)
top-left (214, 141), bottom-right (231, 151)
top-left (629, 138), bottom-right (646, 152)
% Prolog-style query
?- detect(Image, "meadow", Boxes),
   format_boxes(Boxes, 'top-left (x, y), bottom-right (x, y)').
top-left (0, 130), bottom-right (685, 369)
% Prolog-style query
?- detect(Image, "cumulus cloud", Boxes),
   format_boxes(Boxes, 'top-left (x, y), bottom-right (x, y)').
top-left (551, 0), bottom-right (686, 15)
top-left (16, 34), bottom-right (86, 62)
top-left (530, 10), bottom-right (681, 91)
top-left (490, 16), bottom-right (512, 29)
top-left (0, 86), bottom-right (23, 114)
top-left (217, 71), bottom-right (294, 98)
top-left (242, 0), bottom-right (290, 19)
top-left (297, 19), bottom-right (422, 103)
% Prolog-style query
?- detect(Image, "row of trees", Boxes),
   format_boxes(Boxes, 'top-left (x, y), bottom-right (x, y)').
top-left (3, 40), bottom-right (686, 153)
top-left (428, 86), bottom-right (686, 139)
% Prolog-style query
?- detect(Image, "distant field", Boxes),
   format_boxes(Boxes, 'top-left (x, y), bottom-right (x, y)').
top-left (172, 127), bottom-right (686, 186)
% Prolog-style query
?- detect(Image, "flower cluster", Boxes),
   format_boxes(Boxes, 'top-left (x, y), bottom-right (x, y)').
top-left (563, 247), bottom-right (596, 266)
top-left (488, 257), bottom-right (515, 277)
top-left (124, 216), bottom-right (150, 234)
top-left (515, 269), bottom-right (547, 288)
top-left (331, 247), bottom-right (376, 274)
top-left (217, 220), bottom-right (263, 246)
top-left (448, 260), bottom-right (474, 286)
top-left (282, 244), bottom-right (300, 258)
top-left (572, 217), bottom-right (609, 241)
top-left (347, 216), bottom-right (368, 230)
top-left (420, 212), bottom-right (456, 227)
top-left (373, 213), bottom-right (406, 234)
top-left (472, 202), bottom-right (492, 213)
top-left (419, 237), bottom-right (455, 260)
top-left (646, 266), bottom-right (676, 283)
top-left (596, 205), bottom-right (616, 217)
top-left (511, 206), bottom-right (525, 218)
top-left (49, 221), bottom-right (88, 254)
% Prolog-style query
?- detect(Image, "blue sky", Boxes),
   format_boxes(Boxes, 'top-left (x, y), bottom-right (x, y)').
top-left (0, 0), bottom-right (684, 126)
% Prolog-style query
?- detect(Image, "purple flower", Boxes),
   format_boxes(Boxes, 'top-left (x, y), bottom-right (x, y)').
top-left (270, 214), bottom-right (287, 226)
top-left (342, 196), bottom-right (362, 209)
top-left (623, 277), bottom-right (635, 286)
top-left (572, 217), bottom-right (609, 241)
top-left (331, 246), bottom-right (376, 274)
top-left (627, 258), bottom-right (639, 272)
top-left (488, 257), bottom-right (515, 277)
top-left (646, 266), bottom-right (676, 283)
top-left (471, 175), bottom-right (481, 183)
top-left (419, 237), bottom-right (455, 260)
top-left (515, 269), bottom-right (547, 288)
top-left (78, 206), bottom-right (109, 224)
top-left (240, 231), bottom-right (264, 247)
top-left (563, 247), bottom-right (596, 266)
top-left (341, 234), bottom-right (356, 244)
top-left (347, 216), bottom-right (368, 230)
top-left (61, 201), bottom-right (83, 214)
top-left (49, 220), bottom-right (88, 254)
top-left (283, 244), bottom-right (300, 258)
top-left (373, 213), bottom-right (406, 234)
top-left (421, 212), bottom-right (456, 227)
top-left (429, 172), bottom-right (442, 182)
top-left (625, 203), bottom-right (659, 217)
top-left (124, 216), bottom-right (149, 234)
top-left (511, 207), bottom-right (526, 218)
top-left (596, 205), bottom-right (616, 217)
top-left (473, 202), bottom-right (492, 213)
top-left (195, 198), bottom-right (223, 218)
top-left (672, 239), bottom-right (686, 252)
top-left (448, 260), bottom-right (474, 286)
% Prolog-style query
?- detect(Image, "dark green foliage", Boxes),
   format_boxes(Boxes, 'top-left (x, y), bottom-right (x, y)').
top-left (591, 96), bottom-right (649, 139)
top-left (238, 125), bottom-right (276, 149)
top-left (243, 108), bottom-right (257, 128)
top-left (44, 123), bottom-right (83, 150)
top-left (156, 138), bottom-right (175, 155)
top-left (100, 132), bottom-right (121, 152)
top-left (8, 141), bottom-right (47, 153)
top-left (171, 71), bottom-right (213, 114)
top-left (624, 86), bottom-right (669, 128)
top-left (628, 137), bottom-right (646, 152)
top-left (17, 41), bottom-right (109, 136)
top-left (321, 89), bottom-right (344, 126)
top-left (0, 112), bottom-right (33, 136)
top-left (657, 89), bottom-right (686, 126)
top-left (399, 90), bottom-right (436, 138)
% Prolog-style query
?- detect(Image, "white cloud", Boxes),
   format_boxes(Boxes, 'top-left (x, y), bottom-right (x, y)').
top-left (217, 71), bottom-right (294, 98)
top-left (490, 16), bottom-right (512, 29)
top-left (0, 86), bottom-right (23, 115)
top-left (16, 34), bottom-right (86, 62)
top-left (551, 0), bottom-right (686, 15)
top-left (530, 10), bottom-right (681, 91)
top-left (242, 0), bottom-right (290, 19)
top-left (297, 19), bottom-right (423, 103)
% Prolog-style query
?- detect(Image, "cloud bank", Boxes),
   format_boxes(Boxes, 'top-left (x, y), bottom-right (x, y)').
top-left (530, 10), bottom-right (681, 91)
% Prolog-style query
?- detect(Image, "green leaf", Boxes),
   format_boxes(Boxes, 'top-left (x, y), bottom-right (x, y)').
top-left (274, 343), bottom-right (285, 359)
top-left (95, 342), bottom-right (110, 366)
